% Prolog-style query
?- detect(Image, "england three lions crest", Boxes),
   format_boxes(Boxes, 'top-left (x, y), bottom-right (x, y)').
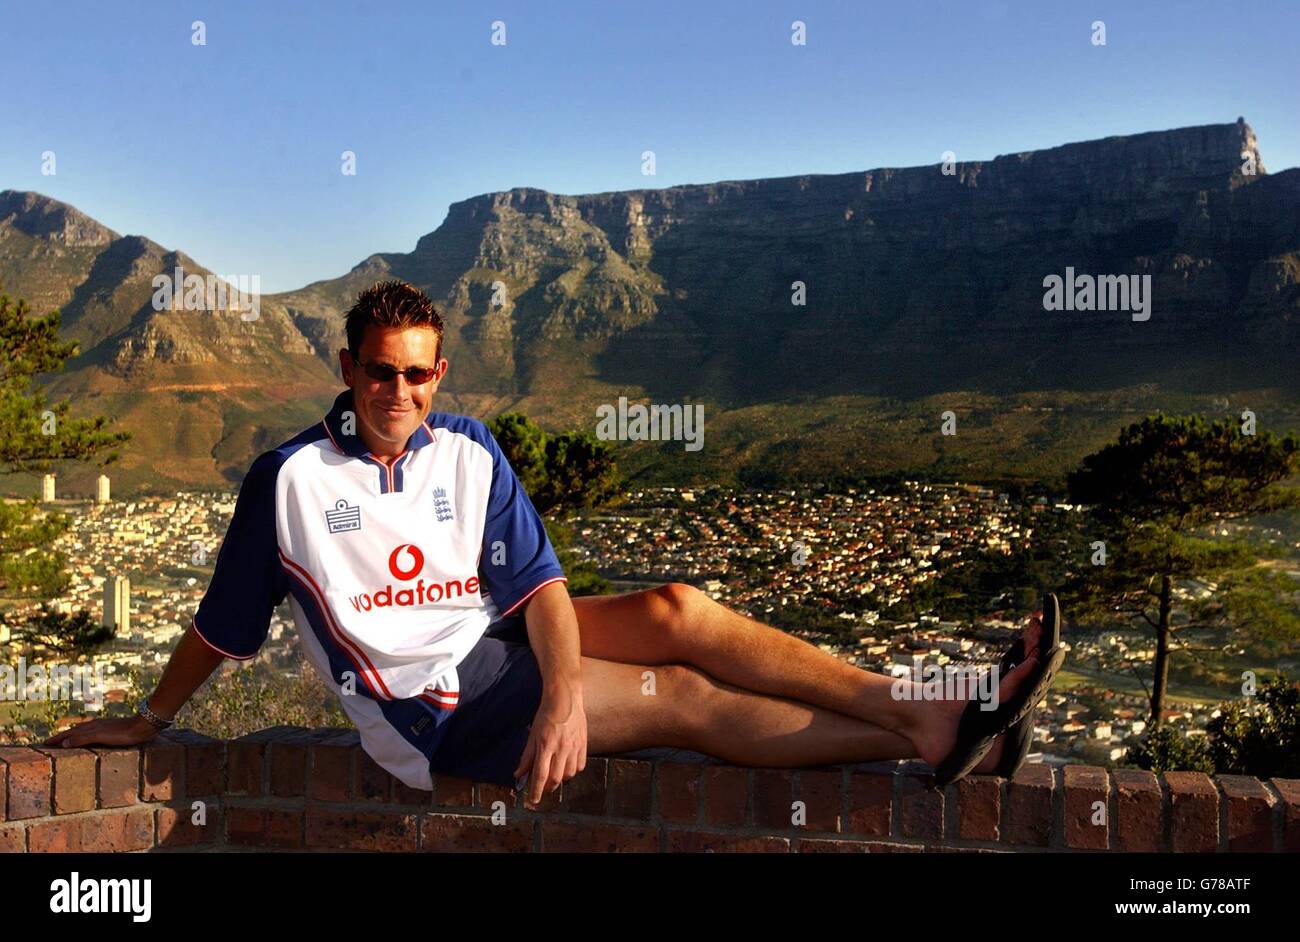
top-left (432, 486), bottom-right (454, 523)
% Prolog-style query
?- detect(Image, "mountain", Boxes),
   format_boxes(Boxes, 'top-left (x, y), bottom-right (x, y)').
top-left (0, 191), bottom-right (340, 493)
top-left (3, 119), bottom-right (1298, 495)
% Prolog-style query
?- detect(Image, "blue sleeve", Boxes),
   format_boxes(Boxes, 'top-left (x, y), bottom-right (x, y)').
top-left (476, 425), bottom-right (567, 618)
top-left (192, 451), bottom-right (289, 659)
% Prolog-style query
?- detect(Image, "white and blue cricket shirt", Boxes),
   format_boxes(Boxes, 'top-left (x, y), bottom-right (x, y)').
top-left (190, 388), bottom-right (568, 787)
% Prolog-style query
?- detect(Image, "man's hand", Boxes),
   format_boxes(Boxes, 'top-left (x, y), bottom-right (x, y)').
top-left (43, 715), bottom-right (161, 749)
top-left (516, 580), bottom-right (587, 809)
top-left (514, 683), bottom-right (587, 810)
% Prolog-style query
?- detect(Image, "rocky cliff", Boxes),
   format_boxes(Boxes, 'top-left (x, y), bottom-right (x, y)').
top-left (2, 119), bottom-right (1297, 493)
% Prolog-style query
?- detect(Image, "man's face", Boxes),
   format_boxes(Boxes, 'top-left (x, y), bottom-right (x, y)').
top-left (339, 325), bottom-right (447, 456)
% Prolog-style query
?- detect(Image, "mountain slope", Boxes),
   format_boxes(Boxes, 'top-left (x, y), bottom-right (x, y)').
top-left (0, 191), bottom-right (340, 494)
top-left (3, 119), bottom-right (1298, 495)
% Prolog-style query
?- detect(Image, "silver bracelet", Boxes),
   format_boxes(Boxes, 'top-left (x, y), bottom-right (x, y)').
top-left (137, 698), bottom-right (174, 730)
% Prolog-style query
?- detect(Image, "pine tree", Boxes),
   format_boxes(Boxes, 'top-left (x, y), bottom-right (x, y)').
top-left (1067, 414), bottom-right (1300, 727)
top-left (488, 412), bottom-right (624, 596)
top-left (0, 287), bottom-right (130, 655)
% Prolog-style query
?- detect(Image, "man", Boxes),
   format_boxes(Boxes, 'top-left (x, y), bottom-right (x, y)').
top-left (48, 280), bottom-right (1058, 809)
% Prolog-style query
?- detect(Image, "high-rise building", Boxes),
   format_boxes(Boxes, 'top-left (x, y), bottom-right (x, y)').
top-left (96, 474), bottom-right (111, 503)
top-left (41, 473), bottom-right (56, 502)
top-left (103, 574), bottom-right (130, 635)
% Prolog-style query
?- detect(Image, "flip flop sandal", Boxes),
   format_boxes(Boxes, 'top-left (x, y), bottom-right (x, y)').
top-left (930, 594), bottom-right (1065, 788)
top-left (993, 594), bottom-right (1064, 778)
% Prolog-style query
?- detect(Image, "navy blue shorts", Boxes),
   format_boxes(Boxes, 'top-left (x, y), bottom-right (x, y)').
top-left (423, 615), bottom-right (542, 787)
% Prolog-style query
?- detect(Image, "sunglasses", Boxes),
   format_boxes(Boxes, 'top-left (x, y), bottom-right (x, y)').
top-left (353, 356), bottom-right (439, 386)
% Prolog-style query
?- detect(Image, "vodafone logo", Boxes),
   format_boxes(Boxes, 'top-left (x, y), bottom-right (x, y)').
top-left (348, 543), bottom-right (480, 614)
top-left (389, 543), bottom-right (425, 580)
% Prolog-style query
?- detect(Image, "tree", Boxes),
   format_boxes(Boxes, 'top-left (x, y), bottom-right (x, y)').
top-left (488, 412), bottom-right (549, 499)
top-left (1067, 414), bottom-right (1300, 727)
top-left (488, 412), bottom-right (625, 596)
top-left (489, 412), bottom-right (622, 517)
top-left (1204, 676), bottom-right (1300, 778)
top-left (1127, 676), bottom-right (1300, 778)
top-left (13, 604), bottom-right (112, 655)
top-left (1126, 723), bottom-right (1215, 774)
top-left (0, 288), bottom-right (130, 652)
top-left (534, 430), bottom-right (622, 516)
top-left (0, 291), bottom-right (128, 472)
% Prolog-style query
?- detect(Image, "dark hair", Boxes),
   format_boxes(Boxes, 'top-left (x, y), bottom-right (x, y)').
top-left (344, 280), bottom-right (445, 360)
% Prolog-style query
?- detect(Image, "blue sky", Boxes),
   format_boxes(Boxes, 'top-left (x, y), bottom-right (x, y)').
top-left (2, 0), bottom-right (1296, 292)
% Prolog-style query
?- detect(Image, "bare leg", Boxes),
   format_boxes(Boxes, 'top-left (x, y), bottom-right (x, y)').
top-left (579, 657), bottom-right (917, 767)
top-left (573, 587), bottom-right (1045, 772)
top-left (575, 585), bottom-right (935, 735)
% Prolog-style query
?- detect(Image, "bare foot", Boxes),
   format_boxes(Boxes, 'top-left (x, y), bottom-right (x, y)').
top-left (906, 613), bottom-right (1044, 775)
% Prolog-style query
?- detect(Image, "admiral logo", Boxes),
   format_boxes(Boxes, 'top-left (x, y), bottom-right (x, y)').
top-left (433, 486), bottom-right (454, 522)
top-left (326, 499), bottom-right (362, 533)
top-left (347, 543), bottom-right (480, 613)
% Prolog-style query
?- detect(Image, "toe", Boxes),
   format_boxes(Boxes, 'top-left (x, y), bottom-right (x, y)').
top-left (1024, 614), bottom-right (1043, 660)
top-left (999, 653), bottom-right (1038, 702)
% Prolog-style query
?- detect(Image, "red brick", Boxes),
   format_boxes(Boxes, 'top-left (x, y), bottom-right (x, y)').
top-left (264, 808), bottom-right (305, 848)
top-left (703, 765), bottom-right (748, 827)
top-left (357, 750), bottom-right (394, 802)
top-left (1218, 775), bottom-right (1274, 852)
top-left (29, 817), bottom-right (81, 852)
top-left (1165, 771), bottom-right (1218, 853)
top-left (799, 838), bottom-right (922, 853)
top-left (0, 748), bottom-right (51, 819)
top-left (541, 821), bottom-right (657, 852)
top-left (955, 775), bottom-right (1000, 841)
top-left (226, 741), bottom-right (265, 796)
top-left (90, 747), bottom-right (139, 809)
top-left (1112, 769), bottom-right (1163, 852)
top-left (607, 759), bottom-right (652, 818)
top-left (157, 804), bottom-right (219, 847)
top-left (81, 809), bottom-right (153, 852)
top-left (309, 741), bottom-right (354, 801)
top-left (898, 771), bottom-right (943, 841)
top-left (798, 769), bottom-right (842, 832)
top-left (141, 740), bottom-right (184, 801)
top-left (182, 736), bottom-right (224, 796)
top-left (433, 772), bottom-right (473, 808)
top-left (306, 809), bottom-right (419, 852)
top-left (665, 830), bottom-right (789, 852)
top-left (1273, 778), bottom-right (1300, 853)
top-left (226, 807), bottom-right (265, 845)
top-left (658, 762), bottom-right (702, 824)
top-left (1062, 765), bottom-right (1109, 850)
top-left (752, 769), bottom-right (795, 830)
top-left (392, 779), bottom-right (433, 806)
top-left (559, 758), bottom-right (608, 815)
top-left (846, 771), bottom-right (892, 836)
top-left (226, 806), bottom-right (304, 849)
top-left (36, 747), bottom-right (96, 815)
top-left (797, 838), bottom-right (866, 852)
top-left (268, 737), bottom-right (308, 797)
top-left (1004, 763), bottom-right (1053, 847)
top-left (475, 781), bottom-right (516, 814)
top-left (0, 824), bottom-right (23, 853)
top-left (0, 761), bottom-right (5, 821)
top-left (421, 813), bottom-right (532, 852)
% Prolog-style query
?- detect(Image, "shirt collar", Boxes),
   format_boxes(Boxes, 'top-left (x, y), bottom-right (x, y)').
top-left (322, 388), bottom-right (435, 459)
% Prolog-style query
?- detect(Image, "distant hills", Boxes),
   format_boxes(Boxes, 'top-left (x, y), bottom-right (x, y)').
top-left (3, 119), bottom-right (1298, 496)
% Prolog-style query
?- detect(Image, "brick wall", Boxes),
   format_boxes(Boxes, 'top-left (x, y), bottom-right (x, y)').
top-left (2, 726), bottom-right (1297, 852)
